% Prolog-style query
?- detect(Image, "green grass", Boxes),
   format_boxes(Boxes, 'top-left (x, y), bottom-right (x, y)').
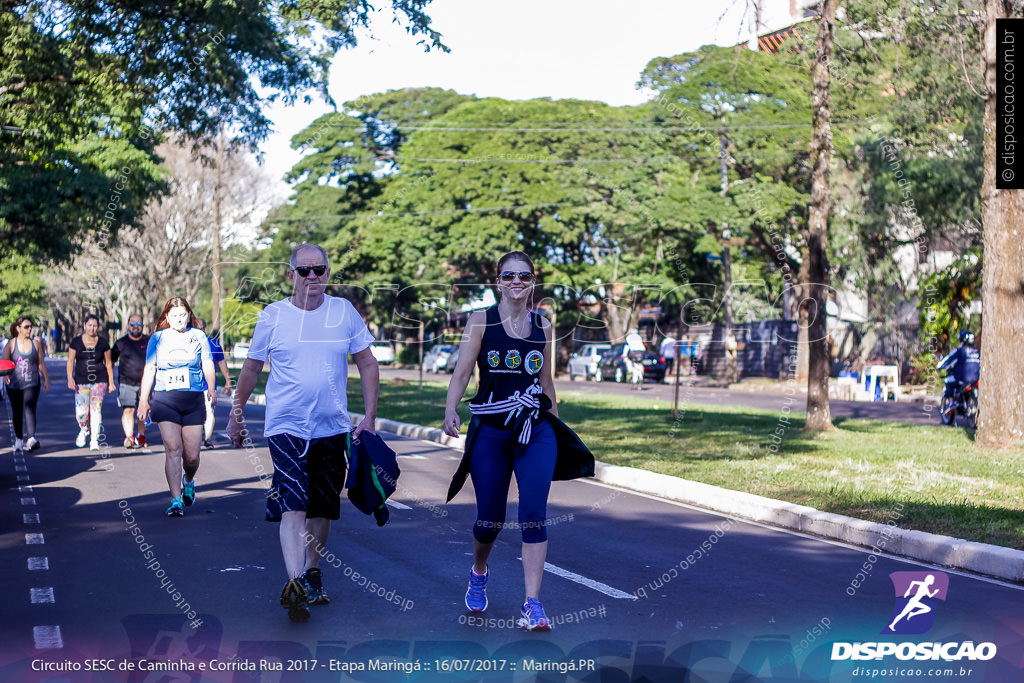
top-left (345, 378), bottom-right (1024, 550)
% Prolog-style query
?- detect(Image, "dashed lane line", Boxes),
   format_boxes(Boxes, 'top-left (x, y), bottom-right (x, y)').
top-left (33, 625), bottom-right (63, 649)
top-left (8, 411), bottom-right (66, 651)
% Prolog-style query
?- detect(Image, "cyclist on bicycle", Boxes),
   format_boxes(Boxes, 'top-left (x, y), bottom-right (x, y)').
top-left (937, 330), bottom-right (980, 410)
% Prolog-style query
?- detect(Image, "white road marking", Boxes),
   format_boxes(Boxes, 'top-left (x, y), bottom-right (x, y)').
top-left (21, 497), bottom-right (37, 505)
top-left (17, 475), bottom-right (29, 481)
top-left (536, 561), bottom-right (637, 600)
top-left (15, 464), bottom-right (27, 472)
top-left (23, 513), bottom-right (40, 524)
top-left (33, 625), bottom-right (63, 649)
top-left (28, 557), bottom-right (49, 571)
top-left (31, 587), bottom-right (55, 604)
top-left (19, 485), bottom-right (33, 493)
top-left (386, 500), bottom-right (413, 510)
top-left (25, 533), bottom-right (44, 544)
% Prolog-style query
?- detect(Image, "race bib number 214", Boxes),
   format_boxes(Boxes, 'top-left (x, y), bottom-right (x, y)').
top-left (164, 369), bottom-right (188, 390)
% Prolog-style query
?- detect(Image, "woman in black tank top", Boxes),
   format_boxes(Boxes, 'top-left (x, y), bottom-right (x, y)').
top-left (443, 250), bottom-right (561, 631)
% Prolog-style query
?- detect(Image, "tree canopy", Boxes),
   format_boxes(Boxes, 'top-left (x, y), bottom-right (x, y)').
top-left (0, 0), bottom-right (445, 261)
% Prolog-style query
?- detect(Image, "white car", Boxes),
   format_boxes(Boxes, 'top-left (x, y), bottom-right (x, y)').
top-left (567, 343), bottom-right (612, 381)
top-left (231, 342), bottom-right (250, 360)
top-left (422, 344), bottom-right (457, 373)
top-left (370, 341), bottom-right (396, 365)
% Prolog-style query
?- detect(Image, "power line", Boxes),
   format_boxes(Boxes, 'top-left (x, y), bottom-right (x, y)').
top-left (269, 201), bottom-right (579, 222)
top-left (380, 123), bottom-right (820, 132)
top-left (394, 152), bottom-right (812, 165)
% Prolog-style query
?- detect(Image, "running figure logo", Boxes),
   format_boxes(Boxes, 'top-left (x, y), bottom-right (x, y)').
top-left (487, 350), bottom-right (500, 368)
top-left (884, 571), bottom-right (949, 634)
top-left (505, 349), bottom-right (521, 369)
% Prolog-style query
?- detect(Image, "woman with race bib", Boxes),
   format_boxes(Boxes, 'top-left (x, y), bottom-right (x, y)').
top-left (137, 298), bottom-right (216, 517)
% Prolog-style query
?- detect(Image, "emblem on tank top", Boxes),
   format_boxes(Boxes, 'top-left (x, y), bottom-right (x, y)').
top-left (524, 350), bottom-right (544, 375)
top-left (487, 350), bottom-right (500, 367)
top-left (505, 349), bottom-right (522, 369)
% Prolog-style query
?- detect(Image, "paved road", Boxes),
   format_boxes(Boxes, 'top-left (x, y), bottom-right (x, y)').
top-left (2, 370), bottom-right (1019, 682)
top-left (385, 366), bottom-right (942, 426)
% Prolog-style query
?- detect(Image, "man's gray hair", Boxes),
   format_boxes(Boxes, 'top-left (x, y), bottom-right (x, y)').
top-left (289, 243), bottom-right (330, 269)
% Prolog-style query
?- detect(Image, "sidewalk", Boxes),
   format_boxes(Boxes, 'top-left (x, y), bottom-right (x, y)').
top-left (660, 374), bottom-right (936, 404)
top-left (355, 412), bottom-right (1024, 585)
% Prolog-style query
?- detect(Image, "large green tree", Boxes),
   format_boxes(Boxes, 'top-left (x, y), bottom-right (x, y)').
top-left (639, 44), bottom-right (814, 380)
top-left (979, 0), bottom-right (1024, 449)
top-left (0, 0), bottom-right (444, 261)
top-left (259, 90), bottom-right (701, 344)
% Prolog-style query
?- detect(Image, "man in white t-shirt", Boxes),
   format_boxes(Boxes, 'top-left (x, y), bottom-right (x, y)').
top-left (228, 243), bottom-right (379, 622)
top-left (659, 335), bottom-right (677, 378)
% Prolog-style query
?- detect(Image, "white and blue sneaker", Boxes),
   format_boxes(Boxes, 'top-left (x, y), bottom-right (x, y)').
top-left (465, 567), bottom-right (488, 612)
top-left (518, 597), bottom-right (552, 631)
top-left (166, 497), bottom-right (184, 517)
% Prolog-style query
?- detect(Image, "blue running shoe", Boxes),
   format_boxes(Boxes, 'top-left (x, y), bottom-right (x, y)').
top-left (166, 498), bottom-right (184, 517)
top-left (181, 475), bottom-right (195, 506)
top-left (465, 567), bottom-right (488, 612)
top-left (518, 597), bottom-right (552, 631)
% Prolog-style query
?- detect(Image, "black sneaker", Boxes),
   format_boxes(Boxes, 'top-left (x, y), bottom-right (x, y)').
top-left (203, 439), bottom-right (214, 450)
top-left (280, 578), bottom-right (310, 622)
top-left (303, 568), bottom-right (330, 605)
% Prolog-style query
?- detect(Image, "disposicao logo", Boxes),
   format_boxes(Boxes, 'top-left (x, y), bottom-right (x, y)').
top-left (885, 571), bottom-right (949, 635)
top-left (831, 570), bottom-right (997, 663)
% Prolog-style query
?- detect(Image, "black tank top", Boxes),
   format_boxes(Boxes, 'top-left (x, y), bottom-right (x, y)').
top-left (470, 306), bottom-right (547, 430)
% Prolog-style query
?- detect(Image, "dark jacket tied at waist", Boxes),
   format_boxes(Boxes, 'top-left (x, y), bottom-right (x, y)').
top-left (446, 393), bottom-right (595, 502)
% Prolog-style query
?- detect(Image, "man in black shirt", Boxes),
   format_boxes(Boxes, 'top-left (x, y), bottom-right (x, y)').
top-left (111, 314), bottom-right (150, 449)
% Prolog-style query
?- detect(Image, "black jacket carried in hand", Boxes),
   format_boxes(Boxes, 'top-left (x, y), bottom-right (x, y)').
top-left (346, 431), bottom-right (401, 526)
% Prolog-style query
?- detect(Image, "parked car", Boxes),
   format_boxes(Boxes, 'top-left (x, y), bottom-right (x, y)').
top-left (442, 346), bottom-right (460, 373)
top-left (369, 341), bottom-right (396, 365)
top-left (231, 342), bottom-right (250, 360)
top-left (595, 343), bottom-right (666, 383)
top-left (422, 344), bottom-right (457, 373)
top-left (567, 343), bottom-right (612, 381)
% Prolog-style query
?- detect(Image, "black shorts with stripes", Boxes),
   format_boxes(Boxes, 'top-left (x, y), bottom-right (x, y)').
top-left (265, 432), bottom-right (350, 522)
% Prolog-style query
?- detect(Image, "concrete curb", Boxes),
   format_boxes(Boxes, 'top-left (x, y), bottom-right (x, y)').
top-left (356, 413), bottom-right (1024, 584)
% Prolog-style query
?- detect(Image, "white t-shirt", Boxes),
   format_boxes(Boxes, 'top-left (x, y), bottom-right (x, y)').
top-left (247, 295), bottom-right (373, 439)
top-left (660, 337), bottom-right (677, 359)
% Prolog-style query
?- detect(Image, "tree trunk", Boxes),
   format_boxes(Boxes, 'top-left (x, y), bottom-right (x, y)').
top-left (977, 0), bottom-right (1024, 449)
top-left (804, 0), bottom-right (839, 431)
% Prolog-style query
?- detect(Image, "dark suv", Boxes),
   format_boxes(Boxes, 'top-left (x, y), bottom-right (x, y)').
top-left (595, 343), bottom-right (666, 383)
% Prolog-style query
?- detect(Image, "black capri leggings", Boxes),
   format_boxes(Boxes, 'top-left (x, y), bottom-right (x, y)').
top-left (8, 385), bottom-right (40, 439)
